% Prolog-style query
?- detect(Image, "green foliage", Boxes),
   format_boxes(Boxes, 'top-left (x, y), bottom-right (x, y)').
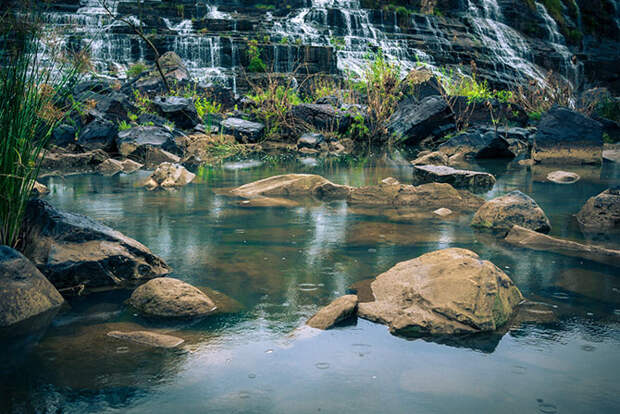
top-left (247, 40), bottom-right (267, 73)
top-left (126, 62), bottom-right (148, 78)
top-left (128, 112), bottom-right (138, 122)
top-left (133, 89), bottom-right (152, 114)
top-left (164, 121), bottom-right (175, 130)
top-left (0, 20), bottom-right (79, 247)
top-left (247, 78), bottom-right (302, 139)
top-left (330, 36), bottom-right (345, 51)
top-left (195, 98), bottom-right (222, 119)
top-left (596, 98), bottom-right (620, 123)
top-left (118, 120), bottom-right (132, 131)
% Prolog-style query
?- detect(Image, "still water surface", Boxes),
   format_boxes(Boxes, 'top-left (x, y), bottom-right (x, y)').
top-left (1, 156), bottom-right (619, 413)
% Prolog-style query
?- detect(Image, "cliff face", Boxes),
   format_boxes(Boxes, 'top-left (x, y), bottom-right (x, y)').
top-left (27, 0), bottom-right (620, 93)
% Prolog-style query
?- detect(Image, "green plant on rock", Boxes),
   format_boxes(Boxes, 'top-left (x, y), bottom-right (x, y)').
top-left (126, 62), bottom-right (148, 78)
top-left (246, 39), bottom-right (267, 73)
top-left (133, 89), bottom-right (152, 114)
top-left (118, 120), bottom-right (132, 131)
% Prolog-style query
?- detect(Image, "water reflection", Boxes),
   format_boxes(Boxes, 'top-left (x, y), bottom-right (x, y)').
top-left (1, 156), bottom-right (619, 413)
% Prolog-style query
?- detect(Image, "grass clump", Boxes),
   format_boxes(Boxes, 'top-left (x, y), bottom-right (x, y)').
top-left (126, 62), bottom-right (148, 78)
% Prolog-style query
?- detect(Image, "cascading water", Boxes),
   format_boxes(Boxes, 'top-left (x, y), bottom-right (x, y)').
top-left (466, 0), bottom-right (547, 85)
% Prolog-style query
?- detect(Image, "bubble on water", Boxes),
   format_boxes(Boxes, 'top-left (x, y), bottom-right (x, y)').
top-left (371, 375), bottom-right (377, 379)
top-left (315, 362), bottom-right (330, 370)
top-left (265, 349), bottom-right (273, 354)
top-left (299, 283), bottom-right (319, 292)
top-left (511, 365), bottom-right (526, 375)
top-left (368, 248), bottom-right (377, 253)
top-left (116, 346), bottom-right (129, 354)
top-left (504, 266), bottom-right (510, 269)
top-left (581, 344), bottom-right (595, 352)
top-left (238, 391), bottom-right (251, 399)
top-left (264, 257), bottom-right (268, 260)
top-left (612, 287), bottom-right (620, 293)
top-left (281, 257), bottom-right (287, 261)
top-left (248, 373), bottom-right (256, 379)
top-left (234, 229), bottom-right (245, 234)
top-left (614, 309), bottom-right (620, 316)
top-left (586, 312), bottom-right (594, 316)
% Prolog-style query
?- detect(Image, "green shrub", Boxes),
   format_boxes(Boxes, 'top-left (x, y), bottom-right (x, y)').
top-left (126, 62), bottom-right (148, 78)
top-left (246, 40), bottom-right (267, 73)
top-left (118, 120), bottom-right (132, 131)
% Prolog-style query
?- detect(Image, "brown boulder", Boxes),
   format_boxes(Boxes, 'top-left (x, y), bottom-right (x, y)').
top-left (143, 162), bottom-right (195, 190)
top-left (107, 330), bottom-right (184, 348)
top-left (357, 248), bottom-right (523, 335)
top-left (412, 165), bottom-right (496, 193)
top-left (471, 190), bottom-right (551, 233)
top-left (231, 174), bottom-right (350, 201)
top-left (306, 295), bottom-right (358, 330)
top-left (411, 151), bottom-right (448, 166)
top-left (546, 170), bottom-right (580, 184)
top-left (576, 188), bottom-right (620, 232)
top-left (127, 278), bottom-right (217, 318)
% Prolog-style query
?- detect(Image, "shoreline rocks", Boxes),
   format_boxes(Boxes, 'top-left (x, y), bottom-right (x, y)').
top-left (143, 162), bottom-right (196, 190)
top-left (357, 248), bottom-right (523, 335)
top-left (471, 190), bottom-right (551, 233)
top-left (0, 246), bottom-right (64, 337)
top-left (230, 174), bottom-right (350, 201)
top-left (505, 225), bottom-right (620, 267)
top-left (23, 199), bottom-right (170, 296)
top-left (546, 170), bottom-right (580, 184)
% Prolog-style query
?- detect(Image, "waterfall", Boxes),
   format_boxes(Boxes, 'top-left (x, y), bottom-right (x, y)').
top-left (466, 0), bottom-right (546, 85)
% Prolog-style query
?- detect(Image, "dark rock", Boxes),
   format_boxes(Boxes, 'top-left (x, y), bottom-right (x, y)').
top-left (471, 190), bottom-right (551, 233)
top-left (23, 200), bottom-right (170, 295)
top-left (95, 92), bottom-right (137, 122)
top-left (0, 246), bottom-right (64, 337)
top-left (438, 130), bottom-right (516, 159)
top-left (412, 165), bottom-right (496, 193)
top-left (72, 79), bottom-right (114, 97)
top-left (137, 113), bottom-right (169, 127)
top-left (129, 52), bottom-right (191, 94)
top-left (77, 118), bottom-right (117, 152)
top-left (387, 95), bottom-right (454, 144)
top-left (221, 118), bottom-right (265, 143)
top-left (453, 97), bottom-right (528, 127)
top-left (116, 126), bottom-right (177, 158)
top-left (153, 96), bottom-right (200, 129)
top-left (290, 103), bottom-right (352, 134)
top-left (533, 106), bottom-right (603, 164)
top-left (307, 295), bottom-right (358, 330)
top-left (51, 124), bottom-right (77, 147)
top-left (297, 133), bottom-right (325, 149)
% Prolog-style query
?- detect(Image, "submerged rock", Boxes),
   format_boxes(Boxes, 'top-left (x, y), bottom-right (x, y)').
top-left (412, 165), bottom-right (496, 193)
top-left (533, 106), bottom-right (603, 165)
top-left (127, 278), bottom-right (217, 318)
top-left (297, 133), bottom-right (325, 149)
top-left (40, 149), bottom-right (108, 173)
top-left (438, 130), bottom-right (517, 159)
top-left (231, 174), bottom-right (350, 201)
top-left (546, 170), bottom-right (580, 184)
top-left (306, 295), bottom-right (358, 330)
top-left (471, 190), bottom-right (551, 233)
top-left (357, 248), bottom-right (523, 335)
top-left (576, 188), bottom-right (620, 232)
top-left (107, 330), bottom-right (184, 348)
top-left (143, 162), bottom-right (195, 190)
top-left (0, 246), bottom-right (64, 336)
top-left (505, 225), bottom-right (620, 267)
top-left (23, 200), bottom-right (170, 295)
top-left (348, 179), bottom-right (484, 211)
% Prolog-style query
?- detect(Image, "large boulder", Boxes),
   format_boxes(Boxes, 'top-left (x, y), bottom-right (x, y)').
top-left (96, 158), bottom-right (143, 175)
top-left (532, 106), bottom-right (603, 164)
top-left (357, 248), bottom-right (523, 335)
top-left (129, 52), bottom-right (191, 93)
top-left (77, 118), bottom-right (117, 152)
top-left (410, 151), bottom-right (449, 166)
top-left (152, 96), bottom-right (200, 130)
top-left (412, 165), bottom-right (496, 193)
top-left (438, 130), bottom-right (517, 159)
top-left (306, 295), bottom-right (358, 330)
top-left (387, 95), bottom-right (454, 144)
top-left (505, 225), bottom-right (620, 267)
top-left (95, 92), bottom-right (137, 122)
top-left (347, 179), bottom-right (484, 211)
top-left (576, 188), bottom-right (620, 232)
top-left (107, 330), bottom-right (184, 348)
top-left (143, 162), bottom-right (195, 190)
top-left (231, 174), bottom-right (350, 201)
top-left (289, 103), bottom-right (352, 134)
top-left (0, 246), bottom-right (64, 336)
top-left (297, 133), bottom-right (325, 149)
top-left (50, 124), bottom-right (77, 147)
top-left (127, 278), bottom-right (217, 318)
top-left (221, 118), bottom-right (265, 143)
top-left (471, 191), bottom-right (551, 233)
top-left (23, 200), bottom-right (170, 295)
top-left (546, 170), bottom-right (580, 184)
top-left (116, 126), bottom-right (177, 158)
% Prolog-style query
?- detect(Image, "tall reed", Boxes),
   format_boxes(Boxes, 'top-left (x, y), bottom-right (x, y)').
top-left (0, 14), bottom-right (78, 248)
